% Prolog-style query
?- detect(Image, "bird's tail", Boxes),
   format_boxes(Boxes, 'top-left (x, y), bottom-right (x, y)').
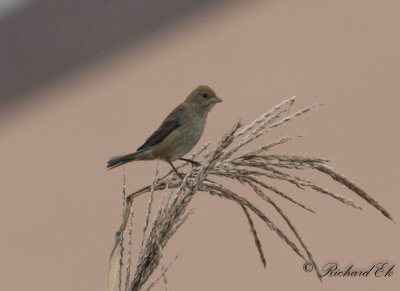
top-left (106, 150), bottom-right (150, 170)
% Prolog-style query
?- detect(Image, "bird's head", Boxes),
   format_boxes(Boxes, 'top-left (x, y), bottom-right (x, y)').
top-left (185, 85), bottom-right (223, 112)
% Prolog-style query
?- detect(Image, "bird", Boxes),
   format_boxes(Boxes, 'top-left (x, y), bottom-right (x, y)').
top-left (107, 85), bottom-right (222, 178)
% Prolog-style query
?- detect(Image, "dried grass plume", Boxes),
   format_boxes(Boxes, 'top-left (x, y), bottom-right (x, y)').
top-left (107, 97), bottom-right (392, 291)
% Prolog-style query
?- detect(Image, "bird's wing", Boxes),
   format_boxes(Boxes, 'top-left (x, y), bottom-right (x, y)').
top-left (137, 106), bottom-right (184, 151)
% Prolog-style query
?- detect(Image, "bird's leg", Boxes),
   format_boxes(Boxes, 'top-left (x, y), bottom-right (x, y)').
top-left (168, 160), bottom-right (184, 179)
top-left (179, 158), bottom-right (201, 167)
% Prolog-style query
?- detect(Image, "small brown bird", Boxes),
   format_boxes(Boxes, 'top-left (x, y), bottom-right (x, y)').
top-left (107, 85), bottom-right (222, 178)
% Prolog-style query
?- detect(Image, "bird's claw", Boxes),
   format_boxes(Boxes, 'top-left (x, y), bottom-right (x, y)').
top-left (191, 161), bottom-right (201, 167)
top-left (179, 158), bottom-right (201, 167)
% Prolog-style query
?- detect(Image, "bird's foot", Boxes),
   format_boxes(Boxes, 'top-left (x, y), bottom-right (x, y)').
top-left (176, 172), bottom-right (184, 180)
top-left (179, 158), bottom-right (201, 167)
top-left (191, 161), bottom-right (201, 167)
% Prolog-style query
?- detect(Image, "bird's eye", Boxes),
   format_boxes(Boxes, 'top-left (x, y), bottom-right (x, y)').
top-left (201, 92), bottom-right (208, 98)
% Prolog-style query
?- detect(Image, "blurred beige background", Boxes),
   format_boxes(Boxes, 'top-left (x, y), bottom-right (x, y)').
top-left (1, 0), bottom-right (399, 290)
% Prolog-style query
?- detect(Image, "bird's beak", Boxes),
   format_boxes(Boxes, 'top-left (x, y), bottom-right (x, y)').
top-left (212, 96), bottom-right (223, 103)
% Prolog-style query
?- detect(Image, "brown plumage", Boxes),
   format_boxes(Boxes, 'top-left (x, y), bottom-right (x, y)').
top-left (107, 85), bottom-right (222, 178)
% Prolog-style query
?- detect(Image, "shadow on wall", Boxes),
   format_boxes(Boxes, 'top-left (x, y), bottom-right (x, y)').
top-left (0, 0), bottom-right (235, 108)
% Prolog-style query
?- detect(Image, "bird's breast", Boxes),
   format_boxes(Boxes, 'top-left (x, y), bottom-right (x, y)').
top-left (152, 114), bottom-right (206, 161)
